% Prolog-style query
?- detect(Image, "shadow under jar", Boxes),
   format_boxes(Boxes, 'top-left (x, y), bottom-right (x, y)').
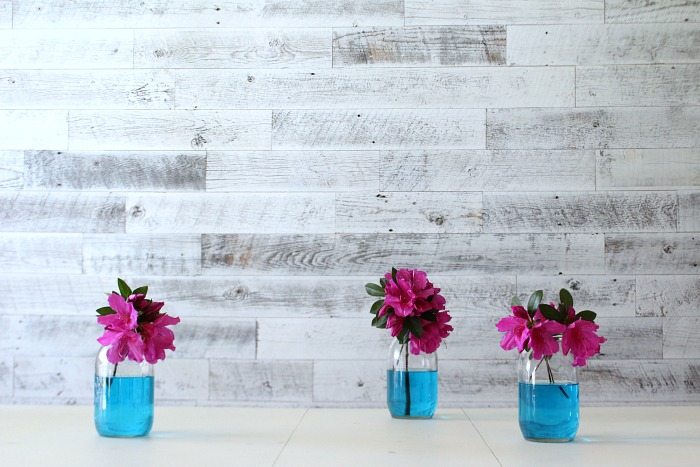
top-left (387, 338), bottom-right (438, 419)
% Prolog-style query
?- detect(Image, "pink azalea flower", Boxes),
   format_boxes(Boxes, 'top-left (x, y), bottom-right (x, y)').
top-left (384, 269), bottom-right (435, 317)
top-left (495, 306), bottom-right (531, 353)
top-left (140, 314), bottom-right (181, 364)
top-left (409, 311), bottom-right (453, 355)
top-left (529, 320), bottom-right (566, 360)
top-left (97, 293), bottom-right (143, 364)
top-left (562, 319), bottom-right (607, 367)
top-left (129, 293), bottom-right (164, 323)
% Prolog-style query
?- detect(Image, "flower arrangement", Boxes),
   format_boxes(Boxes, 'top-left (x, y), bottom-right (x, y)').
top-left (96, 278), bottom-right (180, 365)
top-left (496, 288), bottom-right (605, 371)
top-left (366, 268), bottom-right (453, 354)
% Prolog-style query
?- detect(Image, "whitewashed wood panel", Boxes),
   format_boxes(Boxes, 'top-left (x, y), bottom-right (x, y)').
top-left (606, 233), bottom-right (700, 274)
top-left (440, 360), bottom-right (515, 406)
top-left (210, 360), bottom-right (312, 403)
top-left (664, 317), bottom-right (700, 358)
top-left (597, 149), bottom-right (700, 190)
top-left (0, 110), bottom-right (67, 150)
top-left (0, 70), bottom-right (174, 110)
top-left (517, 275), bottom-right (636, 317)
top-left (0, 357), bottom-right (10, 397)
top-left (312, 360), bottom-right (385, 404)
top-left (0, 233), bottom-right (82, 274)
top-left (126, 193), bottom-right (334, 234)
top-left (483, 191), bottom-right (678, 233)
top-left (0, 316), bottom-right (96, 357)
top-left (68, 110), bottom-right (271, 151)
top-left (0, 29), bottom-right (133, 69)
top-left (154, 359), bottom-right (209, 401)
top-left (336, 192), bottom-right (482, 233)
top-left (175, 67), bottom-right (574, 109)
top-left (134, 29), bottom-right (331, 69)
top-left (24, 150), bottom-right (206, 191)
top-left (0, 151), bottom-right (23, 188)
top-left (174, 318), bottom-right (256, 359)
top-left (637, 275), bottom-right (700, 317)
top-left (13, 0), bottom-right (404, 28)
top-left (332, 26), bottom-right (506, 67)
top-left (487, 107), bottom-right (700, 149)
top-left (202, 233), bottom-right (604, 275)
top-left (0, 192), bottom-right (125, 233)
top-left (207, 151), bottom-right (379, 192)
top-left (13, 357), bottom-right (93, 399)
top-left (405, 0), bottom-right (603, 25)
top-left (272, 110), bottom-right (485, 150)
top-left (381, 150), bottom-right (595, 192)
top-left (679, 191), bottom-right (700, 232)
top-left (83, 234), bottom-right (202, 275)
top-left (0, 1), bottom-right (10, 28)
top-left (605, 0), bottom-right (700, 23)
top-left (508, 25), bottom-right (700, 65)
top-left (577, 65), bottom-right (700, 107)
top-left (596, 317), bottom-right (662, 359)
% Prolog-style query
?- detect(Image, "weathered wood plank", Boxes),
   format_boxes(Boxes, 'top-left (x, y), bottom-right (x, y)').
top-left (12, 0), bottom-right (404, 28)
top-left (126, 193), bottom-right (334, 234)
top-left (664, 317), bottom-right (700, 358)
top-left (487, 107), bottom-right (700, 149)
top-left (381, 150), bottom-right (595, 192)
top-left (0, 151), bottom-right (23, 188)
top-left (483, 191), bottom-right (678, 233)
top-left (174, 318), bottom-right (256, 359)
top-left (68, 110), bottom-right (271, 151)
top-left (0, 234), bottom-right (82, 273)
top-left (0, 70), bottom-right (174, 110)
top-left (605, 0), bottom-right (700, 23)
top-left (13, 357), bottom-right (93, 399)
top-left (24, 150), bottom-right (206, 191)
top-left (202, 233), bottom-right (604, 275)
top-left (508, 24), bottom-right (700, 65)
top-left (679, 191), bottom-right (700, 232)
top-left (0, 29), bottom-right (133, 69)
top-left (0, 110), bottom-right (67, 150)
top-left (440, 360), bottom-right (515, 406)
top-left (174, 67), bottom-right (574, 109)
top-left (83, 234), bottom-right (202, 275)
top-left (206, 151), bottom-right (379, 192)
top-left (210, 360), bottom-right (312, 403)
top-left (637, 275), bottom-right (700, 317)
top-left (313, 360), bottom-right (385, 404)
top-left (405, 0), bottom-right (603, 25)
top-left (596, 317), bottom-right (662, 359)
top-left (517, 275), bottom-right (636, 317)
top-left (0, 192), bottom-right (125, 233)
top-left (597, 149), bottom-right (700, 190)
top-left (134, 29), bottom-right (331, 69)
top-left (605, 233), bottom-right (700, 274)
top-left (0, 1), bottom-right (10, 28)
top-left (336, 192), bottom-right (483, 233)
top-left (0, 357), bottom-right (10, 397)
top-left (577, 65), bottom-right (700, 107)
top-left (332, 26), bottom-right (506, 67)
top-left (272, 109), bottom-right (485, 150)
top-left (153, 359), bottom-right (209, 401)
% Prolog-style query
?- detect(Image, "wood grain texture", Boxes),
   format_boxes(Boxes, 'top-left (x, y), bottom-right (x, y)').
top-left (0, 1), bottom-right (10, 28)
top-left (637, 275), bottom-right (700, 317)
top-left (508, 24), bottom-right (700, 65)
top-left (336, 192), bottom-right (482, 233)
top-left (82, 234), bottom-right (202, 275)
top-left (207, 151), bottom-right (379, 192)
top-left (210, 360), bottom-right (312, 402)
top-left (24, 150), bottom-right (206, 191)
top-left (577, 65), bottom-right (700, 107)
top-left (0, 29), bottom-right (133, 69)
top-left (174, 318), bottom-right (256, 359)
top-left (272, 109), bottom-right (485, 150)
top-left (679, 191), bottom-right (700, 232)
top-left (487, 107), bottom-right (700, 149)
top-left (605, 233), bottom-right (700, 274)
top-left (0, 234), bottom-right (82, 273)
top-left (483, 191), bottom-right (678, 233)
top-left (0, 151), bottom-right (23, 188)
top-left (68, 110), bottom-right (271, 151)
top-left (665, 317), bottom-right (700, 358)
top-left (596, 317), bottom-right (662, 359)
top-left (202, 233), bottom-right (604, 275)
top-left (405, 0), bottom-right (603, 25)
top-left (605, 0), bottom-right (700, 23)
top-left (332, 26), bottom-right (506, 67)
top-left (134, 29), bottom-right (331, 69)
top-left (0, 316), bottom-right (96, 357)
top-left (13, 0), bottom-right (403, 28)
top-left (381, 150), bottom-right (595, 192)
top-left (126, 193), bottom-right (335, 234)
top-left (0, 70), bottom-right (174, 110)
top-left (174, 67), bottom-right (574, 109)
top-left (0, 110), bottom-right (67, 150)
top-left (313, 360), bottom-right (384, 404)
top-left (0, 192), bottom-right (125, 233)
top-left (13, 358), bottom-right (93, 399)
top-left (597, 149), bottom-right (700, 190)
top-left (0, 357), bottom-right (10, 397)
top-left (153, 359), bottom-right (209, 400)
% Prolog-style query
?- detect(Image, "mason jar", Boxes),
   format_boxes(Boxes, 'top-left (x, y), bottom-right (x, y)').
top-left (387, 338), bottom-right (438, 419)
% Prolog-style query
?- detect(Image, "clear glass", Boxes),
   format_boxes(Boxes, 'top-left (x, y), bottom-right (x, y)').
top-left (94, 346), bottom-right (154, 437)
top-left (518, 346), bottom-right (579, 442)
top-left (387, 339), bottom-right (438, 419)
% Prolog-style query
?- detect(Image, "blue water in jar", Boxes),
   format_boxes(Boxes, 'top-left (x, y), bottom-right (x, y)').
top-left (94, 376), bottom-right (154, 437)
top-left (387, 370), bottom-right (438, 419)
top-left (519, 381), bottom-right (579, 442)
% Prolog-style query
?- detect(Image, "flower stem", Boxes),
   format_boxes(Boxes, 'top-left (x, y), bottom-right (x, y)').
top-left (404, 344), bottom-right (411, 417)
top-left (112, 362), bottom-right (118, 379)
top-left (543, 357), bottom-right (569, 399)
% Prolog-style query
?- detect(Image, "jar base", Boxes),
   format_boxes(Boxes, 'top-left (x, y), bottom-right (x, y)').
top-left (523, 436), bottom-right (574, 443)
top-left (390, 414), bottom-right (434, 420)
top-left (97, 431), bottom-right (150, 438)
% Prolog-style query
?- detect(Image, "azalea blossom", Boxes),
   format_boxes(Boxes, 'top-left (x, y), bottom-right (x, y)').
top-left (409, 311), bottom-right (454, 355)
top-left (383, 269), bottom-right (435, 317)
top-left (97, 293), bottom-right (143, 364)
top-left (529, 320), bottom-right (566, 360)
top-left (141, 314), bottom-right (181, 364)
top-left (495, 306), bottom-right (531, 353)
top-left (562, 319), bottom-right (607, 367)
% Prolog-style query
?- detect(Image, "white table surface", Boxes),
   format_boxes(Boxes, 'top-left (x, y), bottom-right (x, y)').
top-left (1, 405), bottom-right (699, 466)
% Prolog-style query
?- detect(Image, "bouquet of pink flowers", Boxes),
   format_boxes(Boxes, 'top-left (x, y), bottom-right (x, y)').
top-left (96, 278), bottom-right (180, 365)
top-left (496, 288), bottom-right (605, 367)
top-left (366, 268), bottom-right (453, 354)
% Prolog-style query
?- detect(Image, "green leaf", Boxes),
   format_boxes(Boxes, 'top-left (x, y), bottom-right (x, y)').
top-left (420, 311), bottom-right (437, 322)
top-left (396, 327), bottom-right (410, 344)
top-left (96, 306), bottom-right (115, 316)
top-left (560, 288), bottom-right (574, 308)
top-left (379, 277), bottom-right (387, 288)
top-left (538, 303), bottom-right (561, 322)
top-left (372, 312), bottom-right (389, 329)
top-left (132, 285), bottom-right (148, 296)
top-left (406, 317), bottom-right (424, 337)
top-left (365, 283), bottom-right (385, 297)
top-left (391, 267), bottom-right (398, 283)
top-left (576, 310), bottom-right (597, 322)
top-left (117, 278), bottom-right (132, 298)
top-left (527, 290), bottom-right (543, 315)
top-left (369, 299), bottom-right (384, 315)
top-left (511, 295), bottom-right (522, 307)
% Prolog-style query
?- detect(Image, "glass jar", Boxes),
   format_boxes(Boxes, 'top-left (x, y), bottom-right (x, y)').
top-left (94, 346), bottom-right (154, 437)
top-left (518, 345), bottom-right (579, 442)
top-left (387, 339), bottom-right (438, 419)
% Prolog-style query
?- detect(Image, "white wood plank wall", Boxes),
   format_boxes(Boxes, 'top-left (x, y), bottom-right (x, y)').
top-left (0, 0), bottom-right (698, 407)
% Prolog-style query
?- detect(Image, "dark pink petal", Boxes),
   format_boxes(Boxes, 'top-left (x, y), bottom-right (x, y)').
top-left (562, 319), bottom-right (606, 367)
